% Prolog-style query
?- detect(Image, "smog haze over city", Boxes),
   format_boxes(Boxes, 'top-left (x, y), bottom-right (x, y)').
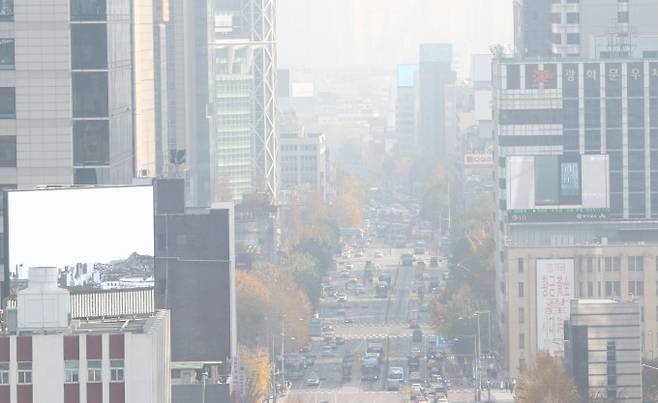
top-left (1, 1), bottom-right (658, 403)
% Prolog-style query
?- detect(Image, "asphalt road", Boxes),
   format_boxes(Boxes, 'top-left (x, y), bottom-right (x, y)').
top-left (287, 246), bottom-right (439, 403)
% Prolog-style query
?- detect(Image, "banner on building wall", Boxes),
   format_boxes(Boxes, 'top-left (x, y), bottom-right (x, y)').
top-left (536, 258), bottom-right (574, 355)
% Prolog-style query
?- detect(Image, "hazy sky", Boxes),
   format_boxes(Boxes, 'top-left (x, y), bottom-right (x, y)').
top-left (8, 187), bottom-right (154, 277)
top-left (277, 0), bottom-right (514, 76)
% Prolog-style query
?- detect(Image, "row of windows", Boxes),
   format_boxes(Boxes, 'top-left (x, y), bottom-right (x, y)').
top-left (551, 12), bottom-right (579, 24)
top-left (517, 256), bottom-right (654, 275)
top-left (0, 360), bottom-right (124, 385)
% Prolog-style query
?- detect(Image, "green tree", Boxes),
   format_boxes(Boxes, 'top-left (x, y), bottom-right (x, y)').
top-left (283, 252), bottom-right (322, 307)
top-left (431, 285), bottom-right (485, 339)
top-left (514, 353), bottom-right (581, 403)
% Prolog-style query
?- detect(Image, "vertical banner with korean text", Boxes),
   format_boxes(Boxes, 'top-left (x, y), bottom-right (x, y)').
top-left (536, 259), bottom-right (575, 355)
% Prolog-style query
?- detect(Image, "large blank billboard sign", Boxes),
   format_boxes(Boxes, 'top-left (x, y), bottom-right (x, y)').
top-left (7, 186), bottom-right (154, 279)
top-left (507, 156), bottom-right (535, 209)
top-left (536, 259), bottom-right (574, 355)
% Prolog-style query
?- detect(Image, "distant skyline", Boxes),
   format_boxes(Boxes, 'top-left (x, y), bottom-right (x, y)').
top-left (277, 0), bottom-right (514, 77)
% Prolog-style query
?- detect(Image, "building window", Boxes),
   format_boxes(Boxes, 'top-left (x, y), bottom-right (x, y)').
top-left (519, 307), bottom-right (525, 324)
top-left (0, 88), bottom-right (16, 119)
top-left (551, 13), bottom-right (561, 23)
top-left (65, 360), bottom-right (79, 383)
top-left (518, 259), bottom-right (524, 273)
top-left (566, 12), bottom-right (579, 24)
top-left (567, 33), bottom-right (580, 45)
top-left (0, 39), bottom-right (14, 69)
top-left (0, 0), bottom-right (12, 20)
top-left (72, 72), bottom-right (108, 118)
top-left (587, 257), bottom-right (593, 272)
top-left (588, 282), bottom-right (593, 297)
top-left (519, 334), bottom-right (525, 350)
top-left (629, 256), bottom-right (644, 272)
top-left (87, 360), bottom-right (102, 382)
top-left (552, 33), bottom-right (562, 44)
top-left (618, 11), bottom-right (629, 23)
top-left (519, 359), bottom-right (526, 371)
top-left (110, 359), bottom-right (124, 382)
top-left (73, 120), bottom-right (110, 166)
top-left (0, 363), bottom-right (8, 384)
top-left (605, 281), bottom-right (613, 297)
top-left (629, 281), bottom-right (636, 296)
top-left (637, 281), bottom-right (644, 296)
top-left (613, 257), bottom-right (621, 272)
top-left (605, 257), bottom-right (613, 272)
top-left (17, 362), bottom-right (31, 384)
top-left (614, 281), bottom-right (621, 297)
top-left (71, 0), bottom-right (106, 21)
top-left (0, 136), bottom-right (16, 167)
top-left (71, 24), bottom-right (107, 70)
top-left (518, 282), bottom-right (524, 298)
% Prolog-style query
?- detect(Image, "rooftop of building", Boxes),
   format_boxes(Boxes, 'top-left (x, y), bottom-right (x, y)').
top-left (4, 310), bottom-right (168, 337)
top-left (70, 310), bottom-right (167, 335)
top-left (497, 54), bottom-right (658, 64)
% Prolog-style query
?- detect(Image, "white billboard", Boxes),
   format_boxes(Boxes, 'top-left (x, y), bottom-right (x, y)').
top-left (507, 156), bottom-right (535, 209)
top-left (7, 186), bottom-right (154, 279)
top-left (581, 154), bottom-right (610, 208)
top-left (536, 259), bottom-right (574, 355)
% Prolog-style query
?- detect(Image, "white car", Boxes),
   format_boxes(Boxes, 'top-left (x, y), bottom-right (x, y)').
top-left (305, 373), bottom-right (320, 387)
top-left (374, 251), bottom-right (384, 258)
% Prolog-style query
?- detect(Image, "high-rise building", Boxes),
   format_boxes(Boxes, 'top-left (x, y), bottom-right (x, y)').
top-left (0, 0), bottom-right (160, 187)
top-left (566, 299), bottom-right (643, 403)
top-left (162, 0), bottom-right (211, 206)
top-left (279, 130), bottom-right (328, 199)
top-left (492, 56), bottom-right (658, 377)
top-left (209, 0), bottom-right (278, 203)
top-left (163, 0), bottom-right (278, 205)
top-left (0, 0), bottom-right (166, 304)
top-left (515, 0), bottom-right (658, 58)
top-left (417, 43), bottom-right (456, 163)
top-left (513, 0), bottom-right (553, 57)
top-left (395, 64), bottom-right (418, 156)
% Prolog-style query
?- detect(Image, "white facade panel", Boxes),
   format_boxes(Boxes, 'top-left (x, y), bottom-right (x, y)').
top-left (536, 258), bottom-right (574, 355)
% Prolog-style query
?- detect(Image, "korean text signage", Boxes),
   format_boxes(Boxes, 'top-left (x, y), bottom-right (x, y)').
top-left (536, 259), bottom-right (574, 355)
top-left (463, 153), bottom-right (493, 167)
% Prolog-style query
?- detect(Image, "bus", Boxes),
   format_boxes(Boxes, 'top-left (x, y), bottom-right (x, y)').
top-left (360, 356), bottom-right (381, 382)
top-left (309, 318), bottom-right (323, 337)
top-left (375, 281), bottom-right (388, 298)
top-left (285, 355), bottom-right (306, 380)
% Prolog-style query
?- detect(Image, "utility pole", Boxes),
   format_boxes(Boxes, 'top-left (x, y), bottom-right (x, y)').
top-left (201, 371), bottom-right (208, 403)
top-left (281, 317), bottom-right (285, 393)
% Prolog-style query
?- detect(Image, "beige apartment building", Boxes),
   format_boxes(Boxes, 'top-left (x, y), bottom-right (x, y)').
top-left (503, 235), bottom-right (658, 377)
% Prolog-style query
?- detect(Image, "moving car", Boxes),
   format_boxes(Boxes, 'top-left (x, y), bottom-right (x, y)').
top-left (386, 366), bottom-right (405, 391)
top-left (305, 373), bottom-right (320, 387)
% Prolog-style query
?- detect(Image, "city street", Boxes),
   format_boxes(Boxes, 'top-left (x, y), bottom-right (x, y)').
top-left (282, 237), bottom-right (514, 403)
